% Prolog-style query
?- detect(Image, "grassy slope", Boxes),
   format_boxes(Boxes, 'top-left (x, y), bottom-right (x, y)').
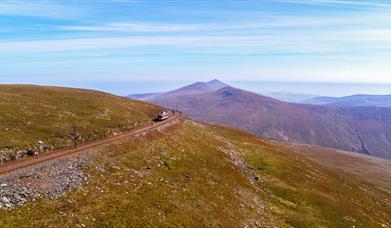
top-left (0, 121), bottom-right (389, 227)
top-left (212, 125), bottom-right (391, 227)
top-left (282, 142), bottom-right (391, 195)
top-left (0, 122), bottom-right (275, 227)
top-left (0, 85), bottom-right (161, 155)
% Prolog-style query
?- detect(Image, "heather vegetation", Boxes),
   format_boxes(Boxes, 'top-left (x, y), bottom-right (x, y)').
top-left (0, 121), bottom-right (389, 227)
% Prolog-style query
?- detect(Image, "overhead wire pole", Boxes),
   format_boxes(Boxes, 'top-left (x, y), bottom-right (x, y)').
top-left (72, 122), bottom-right (77, 148)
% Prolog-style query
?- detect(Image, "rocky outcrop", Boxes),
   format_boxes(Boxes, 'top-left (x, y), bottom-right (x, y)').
top-left (0, 141), bottom-right (54, 164)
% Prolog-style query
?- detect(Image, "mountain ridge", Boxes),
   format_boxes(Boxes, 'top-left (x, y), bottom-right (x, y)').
top-left (130, 80), bottom-right (391, 160)
top-left (127, 79), bottom-right (228, 101)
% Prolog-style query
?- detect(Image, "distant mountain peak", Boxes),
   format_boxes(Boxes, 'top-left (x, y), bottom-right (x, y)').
top-left (207, 79), bottom-right (227, 87)
top-left (127, 79), bottom-right (229, 100)
top-left (208, 78), bottom-right (224, 84)
top-left (163, 79), bottom-right (228, 96)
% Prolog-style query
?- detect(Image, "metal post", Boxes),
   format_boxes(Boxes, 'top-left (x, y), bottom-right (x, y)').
top-left (72, 122), bottom-right (77, 148)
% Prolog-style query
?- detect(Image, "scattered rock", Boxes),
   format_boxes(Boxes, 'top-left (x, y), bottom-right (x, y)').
top-left (2, 196), bottom-right (10, 203)
top-left (26, 150), bottom-right (35, 156)
top-left (0, 152), bottom-right (92, 209)
top-left (0, 184), bottom-right (38, 209)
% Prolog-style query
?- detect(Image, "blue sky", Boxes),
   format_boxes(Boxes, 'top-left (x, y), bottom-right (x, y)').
top-left (1, 0), bottom-right (391, 94)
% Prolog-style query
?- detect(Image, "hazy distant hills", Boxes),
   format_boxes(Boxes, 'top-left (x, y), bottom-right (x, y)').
top-left (127, 92), bottom-right (163, 100)
top-left (262, 91), bottom-right (319, 103)
top-left (303, 94), bottom-right (391, 107)
top-left (129, 80), bottom-right (391, 160)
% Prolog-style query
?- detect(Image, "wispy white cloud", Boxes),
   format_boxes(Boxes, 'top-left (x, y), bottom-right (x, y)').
top-left (276, 0), bottom-right (391, 8)
top-left (1, 0), bottom-right (391, 84)
top-left (58, 21), bottom-right (298, 32)
top-left (58, 13), bottom-right (390, 33)
top-left (109, 0), bottom-right (138, 3)
top-left (60, 22), bottom-right (244, 32)
top-left (0, 36), bottom-right (268, 53)
top-left (1, 28), bottom-right (391, 55)
top-left (0, 0), bottom-right (88, 19)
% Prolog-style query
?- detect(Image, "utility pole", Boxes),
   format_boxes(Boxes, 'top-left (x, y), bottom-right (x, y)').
top-left (72, 122), bottom-right (77, 148)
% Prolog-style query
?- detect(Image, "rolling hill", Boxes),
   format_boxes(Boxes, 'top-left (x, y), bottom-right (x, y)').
top-left (0, 85), bottom-right (389, 227)
top-left (131, 80), bottom-right (391, 160)
top-left (0, 85), bottom-right (162, 162)
top-left (1, 120), bottom-right (390, 227)
top-left (282, 142), bottom-right (391, 194)
top-left (304, 94), bottom-right (391, 107)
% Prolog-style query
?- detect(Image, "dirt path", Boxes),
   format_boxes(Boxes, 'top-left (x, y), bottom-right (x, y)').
top-left (0, 113), bottom-right (183, 176)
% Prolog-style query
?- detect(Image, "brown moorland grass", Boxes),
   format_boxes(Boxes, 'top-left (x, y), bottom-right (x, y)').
top-left (0, 122), bottom-right (276, 227)
top-left (209, 124), bottom-right (391, 227)
top-left (283, 142), bottom-right (391, 195)
top-left (0, 85), bottom-right (162, 159)
top-left (0, 121), bottom-right (389, 227)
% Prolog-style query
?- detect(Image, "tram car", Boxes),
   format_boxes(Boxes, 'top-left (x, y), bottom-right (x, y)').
top-left (157, 111), bottom-right (169, 121)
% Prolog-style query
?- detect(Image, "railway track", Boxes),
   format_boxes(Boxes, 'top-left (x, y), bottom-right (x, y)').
top-left (0, 113), bottom-right (183, 176)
